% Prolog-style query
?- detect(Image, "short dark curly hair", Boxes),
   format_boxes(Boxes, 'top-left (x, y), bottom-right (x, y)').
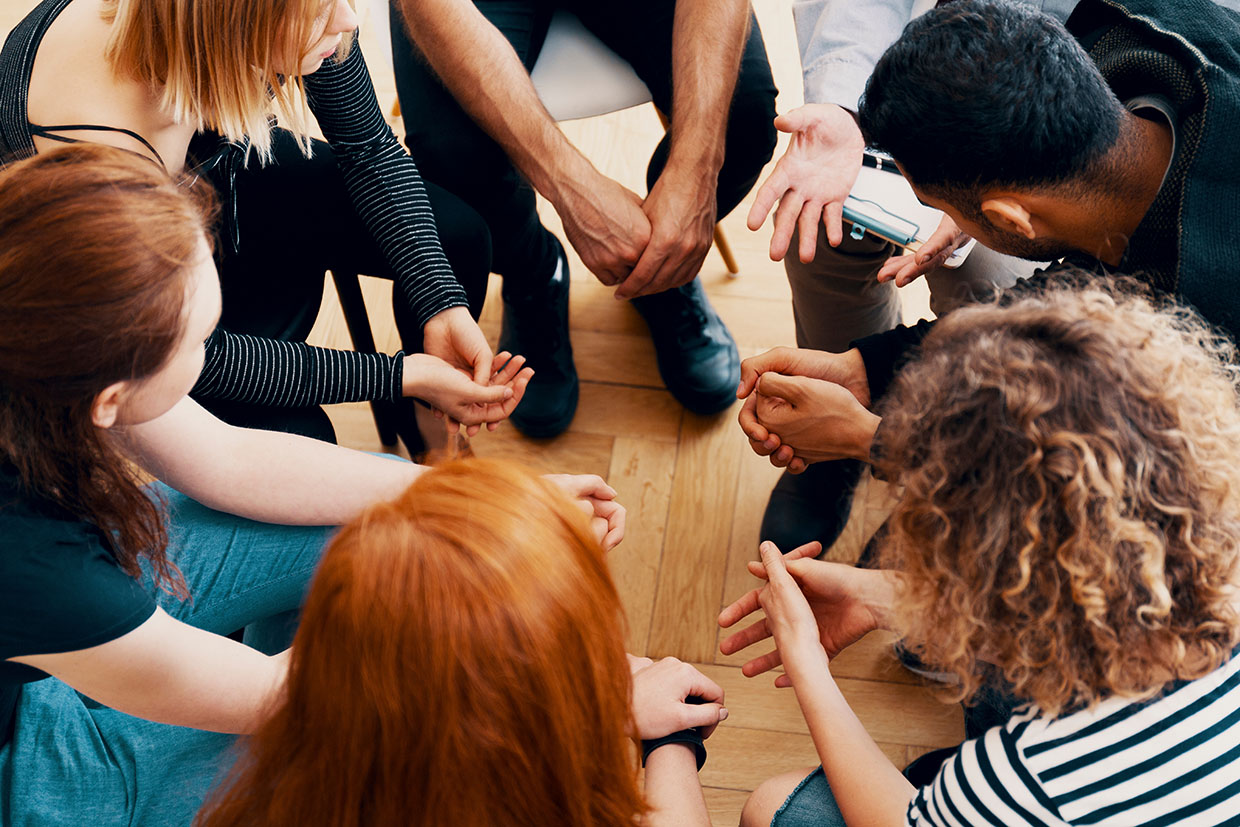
top-left (859, 0), bottom-right (1126, 210)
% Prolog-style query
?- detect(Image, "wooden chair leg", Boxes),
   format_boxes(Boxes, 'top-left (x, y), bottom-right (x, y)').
top-left (329, 270), bottom-right (399, 447)
top-left (713, 225), bottom-right (740, 276)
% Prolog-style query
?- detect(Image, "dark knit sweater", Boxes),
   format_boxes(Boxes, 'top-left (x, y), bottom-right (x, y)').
top-left (854, 0), bottom-right (1240, 403)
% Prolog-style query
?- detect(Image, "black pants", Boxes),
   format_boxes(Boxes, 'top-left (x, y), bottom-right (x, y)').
top-left (389, 0), bottom-right (778, 292)
top-left (203, 129), bottom-right (492, 440)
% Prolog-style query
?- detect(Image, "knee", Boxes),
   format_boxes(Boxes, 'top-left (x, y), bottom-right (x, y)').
top-left (728, 83), bottom-right (779, 167)
top-left (740, 768), bottom-right (812, 827)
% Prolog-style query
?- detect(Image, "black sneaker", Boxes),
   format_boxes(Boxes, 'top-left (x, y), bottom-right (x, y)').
top-left (499, 241), bottom-right (578, 438)
top-left (760, 460), bottom-right (866, 554)
top-left (631, 279), bottom-right (740, 415)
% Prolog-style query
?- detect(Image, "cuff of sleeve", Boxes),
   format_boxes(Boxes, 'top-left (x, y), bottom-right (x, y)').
top-left (802, 58), bottom-right (872, 112)
top-left (389, 350), bottom-right (405, 402)
top-left (850, 319), bottom-right (936, 404)
top-left (412, 285), bottom-right (470, 330)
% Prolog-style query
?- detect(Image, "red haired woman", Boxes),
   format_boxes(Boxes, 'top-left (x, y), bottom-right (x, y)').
top-left (199, 458), bottom-right (728, 827)
top-left (723, 285), bottom-right (1240, 826)
top-left (0, 144), bottom-right (621, 825)
top-left (1, 0), bottom-right (503, 450)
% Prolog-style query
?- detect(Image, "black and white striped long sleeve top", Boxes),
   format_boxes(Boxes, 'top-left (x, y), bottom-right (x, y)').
top-left (907, 651), bottom-right (1240, 826)
top-left (190, 40), bottom-right (468, 407)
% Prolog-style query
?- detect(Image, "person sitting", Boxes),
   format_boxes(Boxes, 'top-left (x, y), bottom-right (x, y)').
top-left (723, 282), bottom-right (1240, 826)
top-left (736, 0), bottom-right (1240, 540)
top-left (1, 0), bottom-right (504, 450)
top-left (0, 144), bottom-right (621, 825)
top-left (198, 458), bottom-right (727, 826)
top-left (388, 0), bottom-right (779, 436)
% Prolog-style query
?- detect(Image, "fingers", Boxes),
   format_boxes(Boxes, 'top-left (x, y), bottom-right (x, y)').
top-left (742, 648), bottom-right (785, 679)
top-left (768, 189), bottom-right (804, 263)
top-left (785, 541), bottom-right (824, 562)
top-left (795, 200), bottom-right (825, 264)
top-left (720, 614), bottom-right (774, 658)
top-left (823, 201), bottom-right (845, 251)
top-left (593, 497), bottom-right (626, 550)
top-left (717, 588), bottom-right (762, 630)
top-left (489, 352), bottom-right (526, 385)
top-left (746, 168), bottom-right (786, 232)
top-left (755, 372), bottom-right (808, 405)
top-left (684, 702), bottom-right (729, 739)
top-left (613, 247), bottom-right (660, 300)
top-left (738, 395), bottom-right (773, 448)
top-left (759, 540), bottom-right (797, 589)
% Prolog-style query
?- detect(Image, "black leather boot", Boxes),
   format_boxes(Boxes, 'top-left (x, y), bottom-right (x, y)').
top-left (631, 279), bottom-right (740, 415)
top-left (499, 241), bottom-right (578, 438)
top-left (759, 460), bottom-right (865, 553)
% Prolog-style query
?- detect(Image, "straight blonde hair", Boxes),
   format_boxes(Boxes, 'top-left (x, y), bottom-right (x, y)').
top-left (102, 0), bottom-right (354, 162)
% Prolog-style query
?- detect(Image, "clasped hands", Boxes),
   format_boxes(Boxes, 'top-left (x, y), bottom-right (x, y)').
top-left (736, 346), bottom-right (881, 474)
top-left (555, 160), bottom-right (716, 300)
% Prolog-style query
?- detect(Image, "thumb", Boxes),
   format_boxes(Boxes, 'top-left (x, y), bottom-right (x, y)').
top-left (461, 382), bottom-right (512, 405)
top-left (774, 107), bottom-right (807, 133)
top-left (682, 702), bottom-right (729, 731)
top-left (756, 372), bottom-right (808, 405)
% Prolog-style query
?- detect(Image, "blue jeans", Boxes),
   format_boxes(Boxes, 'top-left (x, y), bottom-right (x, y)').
top-left (0, 484), bottom-right (334, 827)
top-left (771, 767), bottom-right (847, 827)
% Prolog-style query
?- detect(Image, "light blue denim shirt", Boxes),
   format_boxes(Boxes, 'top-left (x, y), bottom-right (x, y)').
top-left (793, 0), bottom-right (1081, 110)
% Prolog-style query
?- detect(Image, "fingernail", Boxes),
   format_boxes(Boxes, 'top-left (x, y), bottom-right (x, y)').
top-left (718, 707), bottom-right (729, 721)
top-left (503, 388), bottom-right (513, 398)
top-left (764, 438), bottom-right (778, 450)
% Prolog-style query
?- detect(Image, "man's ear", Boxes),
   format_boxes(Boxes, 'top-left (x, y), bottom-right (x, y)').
top-left (980, 196), bottom-right (1037, 240)
top-left (91, 382), bottom-right (127, 429)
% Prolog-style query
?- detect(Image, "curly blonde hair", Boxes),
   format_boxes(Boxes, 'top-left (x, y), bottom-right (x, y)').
top-left (877, 280), bottom-right (1240, 715)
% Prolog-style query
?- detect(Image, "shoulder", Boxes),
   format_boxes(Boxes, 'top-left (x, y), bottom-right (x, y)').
top-left (0, 471), bottom-right (156, 659)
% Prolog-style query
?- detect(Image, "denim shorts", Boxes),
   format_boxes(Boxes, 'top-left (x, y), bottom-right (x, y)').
top-left (771, 766), bottom-right (847, 827)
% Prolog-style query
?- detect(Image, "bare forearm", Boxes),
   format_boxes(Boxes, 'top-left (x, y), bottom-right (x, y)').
top-left (788, 651), bottom-right (914, 827)
top-left (394, 0), bottom-right (595, 202)
top-left (666, 0), bottom-right (750, 176)
top-left (642, 744), bottom-right (711, 826)
top-left (121, 399), bottom-right (423, 525)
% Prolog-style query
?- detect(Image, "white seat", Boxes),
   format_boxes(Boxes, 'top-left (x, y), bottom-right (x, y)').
top-left (529, 11), bottom-right (652, 121)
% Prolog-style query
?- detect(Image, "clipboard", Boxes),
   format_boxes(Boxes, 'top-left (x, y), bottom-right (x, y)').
top-left (843, 153), bottom-right (976, 269)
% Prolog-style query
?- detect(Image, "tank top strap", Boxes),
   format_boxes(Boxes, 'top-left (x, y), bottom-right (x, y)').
top-left (28, 123), bottom-right (167, 170)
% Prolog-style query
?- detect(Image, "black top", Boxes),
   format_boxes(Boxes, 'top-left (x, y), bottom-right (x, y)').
top-left (0, 0), bottom-right (473, 409)
top-left (853, 0), bottom-right (1240, 404)
top-left (0, 465), bottom-right (157, 747)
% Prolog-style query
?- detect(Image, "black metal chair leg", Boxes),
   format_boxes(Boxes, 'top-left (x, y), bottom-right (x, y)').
top-left (329, 270), bottom-right (399, 447)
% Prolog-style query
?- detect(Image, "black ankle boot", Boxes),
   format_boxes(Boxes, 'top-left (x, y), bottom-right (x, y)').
top-left (631, 279), bottom-right (740, 415)
top-left (499, 242), bottom-right (578, 438)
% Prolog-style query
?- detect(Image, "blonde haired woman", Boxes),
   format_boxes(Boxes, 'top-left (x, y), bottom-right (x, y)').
top-left (1, 0), bottom-right (507, 449)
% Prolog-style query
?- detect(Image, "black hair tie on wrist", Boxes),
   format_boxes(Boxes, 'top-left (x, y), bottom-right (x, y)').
top-left (640, 695), bottom-right (708, 771)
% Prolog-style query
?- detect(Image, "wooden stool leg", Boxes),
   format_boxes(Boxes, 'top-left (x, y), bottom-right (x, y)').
top-left (713, 225), bottom-right (740, 276)
top-left (330, 270), bottom-right (399, 447)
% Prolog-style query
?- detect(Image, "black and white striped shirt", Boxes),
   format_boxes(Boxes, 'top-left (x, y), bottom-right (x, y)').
top-left (908, 653), bottom-right (1240, 826)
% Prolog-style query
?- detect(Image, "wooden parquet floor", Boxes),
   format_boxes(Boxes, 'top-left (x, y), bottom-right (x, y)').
top-left (0, 0), bottom-right (964, 822)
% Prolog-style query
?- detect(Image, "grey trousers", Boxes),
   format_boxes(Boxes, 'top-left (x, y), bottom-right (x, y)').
top-left (783, 227), bottom-right (1039, 353)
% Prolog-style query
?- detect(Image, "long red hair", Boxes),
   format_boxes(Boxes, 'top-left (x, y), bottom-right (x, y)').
top-left (199, 458), bottom-right (645, 826)
top-left (0, 144), bottom-right (213, 593)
